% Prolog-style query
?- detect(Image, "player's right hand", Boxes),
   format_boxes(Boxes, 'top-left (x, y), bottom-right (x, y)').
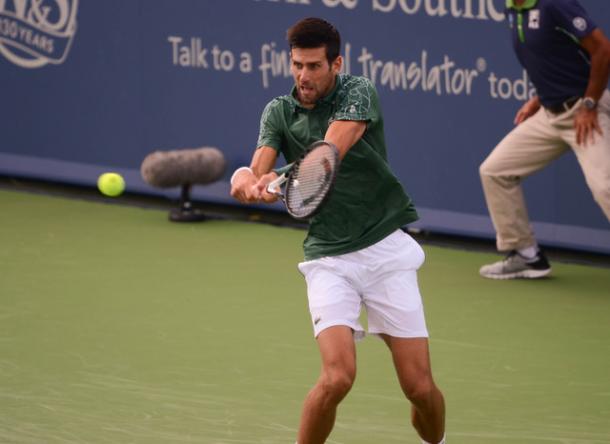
top-left (230, 169), bottom-right (260, 203)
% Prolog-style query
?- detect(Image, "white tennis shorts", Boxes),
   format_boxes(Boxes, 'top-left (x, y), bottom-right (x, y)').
top-left (297, 229), bottom-right (429, 340)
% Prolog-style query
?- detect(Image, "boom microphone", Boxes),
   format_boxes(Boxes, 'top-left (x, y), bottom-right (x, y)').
top-left (141, 147), bottom-right (226, 188)
top-left (140, 146), bottom-right (227, 222)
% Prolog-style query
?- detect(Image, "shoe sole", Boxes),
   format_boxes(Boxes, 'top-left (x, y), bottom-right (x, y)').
top-left (480, 268), bottom-right (552, 280)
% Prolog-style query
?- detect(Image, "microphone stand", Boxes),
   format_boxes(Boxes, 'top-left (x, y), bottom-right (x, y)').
top-left (169, 183), bottom-right (207, 222)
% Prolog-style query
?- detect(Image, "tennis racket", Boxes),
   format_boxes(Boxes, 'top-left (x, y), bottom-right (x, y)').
top-left (266, 140), bottom-right (340, 220)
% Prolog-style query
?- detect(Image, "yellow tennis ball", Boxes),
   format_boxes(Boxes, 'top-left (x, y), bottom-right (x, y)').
top-left (97, 172), bottom-right (125, 197)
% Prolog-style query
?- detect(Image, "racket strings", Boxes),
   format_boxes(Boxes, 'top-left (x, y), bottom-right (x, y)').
top-left (286, 145), bottom-right (337, 218)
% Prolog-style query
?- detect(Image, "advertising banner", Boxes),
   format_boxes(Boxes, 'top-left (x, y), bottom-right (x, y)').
top-left (1, 0), bottom-right (609, 252)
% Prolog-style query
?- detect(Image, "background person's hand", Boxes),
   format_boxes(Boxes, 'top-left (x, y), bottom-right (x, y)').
top-left (575, 107), bottom-right (603, 146)
top-left (514, 97), bottom-right (541, 125)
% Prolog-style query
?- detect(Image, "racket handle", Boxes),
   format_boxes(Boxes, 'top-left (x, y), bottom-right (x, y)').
top-left (266, 173), bottom-right (287, 195)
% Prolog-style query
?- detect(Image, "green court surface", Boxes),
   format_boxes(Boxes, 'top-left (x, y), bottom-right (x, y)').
top-left (1, 188), bottom-right (609, 444)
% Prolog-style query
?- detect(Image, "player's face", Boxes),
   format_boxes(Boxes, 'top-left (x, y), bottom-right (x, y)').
top-left (290, 46), bottom-right (342, 108)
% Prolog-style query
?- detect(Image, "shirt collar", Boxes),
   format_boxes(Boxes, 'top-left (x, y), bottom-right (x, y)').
top-left (506, 0), bottom-right (538, 10)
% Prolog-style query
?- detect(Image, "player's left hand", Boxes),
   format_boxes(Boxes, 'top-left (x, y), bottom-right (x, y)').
top-left (575, 107), bottom-right (603, 147)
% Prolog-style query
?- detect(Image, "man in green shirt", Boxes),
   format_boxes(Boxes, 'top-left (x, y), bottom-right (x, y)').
top-left (230, 17), bottom-right (445, 444)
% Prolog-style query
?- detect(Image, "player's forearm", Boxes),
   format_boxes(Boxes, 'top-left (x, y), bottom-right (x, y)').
top-left (325, 120), bottom-right (366, 160)
top-left (251, 146), bottom-right (278, 177)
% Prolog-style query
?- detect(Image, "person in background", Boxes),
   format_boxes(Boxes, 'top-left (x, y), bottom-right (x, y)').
top-left (479, 0), bottom-right (610, 279)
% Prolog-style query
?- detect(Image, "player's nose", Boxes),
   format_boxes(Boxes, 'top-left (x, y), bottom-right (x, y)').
top-left (300, 68), bottom-right (313, 82)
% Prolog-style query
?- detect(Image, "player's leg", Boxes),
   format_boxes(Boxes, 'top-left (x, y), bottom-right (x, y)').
top-left (380, 335), bottom-right (445, 444)
top-left (296, 258), bottom-right (364, 444)
top-left (297, 326), bottom-right (356, 444)
top-left (562, 91), bottom-right (610, 221)
top-left (359, 230), bottom-right (444, 442)
top-left (479, 108), bottom-right (567, 278)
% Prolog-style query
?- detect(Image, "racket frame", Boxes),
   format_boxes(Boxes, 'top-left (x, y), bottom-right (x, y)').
top-left (268, 140), bottom-right (339, 220)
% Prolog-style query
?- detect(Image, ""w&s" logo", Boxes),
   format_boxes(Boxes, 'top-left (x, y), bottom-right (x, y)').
top-left (0, 0), bottom-right (78, 68)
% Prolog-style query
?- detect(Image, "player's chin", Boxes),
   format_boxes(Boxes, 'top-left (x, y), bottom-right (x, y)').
top-left (299, 90), bottom-right (318, 104)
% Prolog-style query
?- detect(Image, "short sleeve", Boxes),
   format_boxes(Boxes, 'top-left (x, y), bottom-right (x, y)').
top-left (550, 0), bottom-right (597, 40)
top-left (331, 76), bottom-right (379, 124)
top-left (256, 99), bottom-right (283, 151)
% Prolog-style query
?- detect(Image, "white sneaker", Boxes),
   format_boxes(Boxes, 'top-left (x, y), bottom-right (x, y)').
top-left (479, 250), bottom-right (551, 280)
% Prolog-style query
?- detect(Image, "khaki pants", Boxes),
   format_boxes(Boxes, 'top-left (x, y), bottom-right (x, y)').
top-left (480, 90), bottom-right (610, 252)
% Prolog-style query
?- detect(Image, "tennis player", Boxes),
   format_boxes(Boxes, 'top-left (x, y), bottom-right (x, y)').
top-left (230, 17), bottom-right (445, 444)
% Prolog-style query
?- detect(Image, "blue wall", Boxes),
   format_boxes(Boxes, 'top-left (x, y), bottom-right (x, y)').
top-left (1, 0), bottom-right (609, 252)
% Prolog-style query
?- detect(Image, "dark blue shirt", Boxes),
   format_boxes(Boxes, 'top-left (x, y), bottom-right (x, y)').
top-left (506, 0), bottom-right (596, 108)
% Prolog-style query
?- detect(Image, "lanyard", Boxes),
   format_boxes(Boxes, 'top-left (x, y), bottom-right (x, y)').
top-left (508, 0), bottom-right (537, 43)
top-left (517, 11), bottom-right (525, 43)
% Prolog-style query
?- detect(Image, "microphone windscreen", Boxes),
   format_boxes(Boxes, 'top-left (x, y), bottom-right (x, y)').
top-left (141, 147), bottom-right (226, 188)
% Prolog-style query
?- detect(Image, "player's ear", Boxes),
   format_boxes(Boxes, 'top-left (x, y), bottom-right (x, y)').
top-left (331, 55), bottom-right (342, 75)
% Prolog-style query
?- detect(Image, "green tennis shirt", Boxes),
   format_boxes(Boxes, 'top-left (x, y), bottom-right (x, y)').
top-left (257, 74), bottom-right (419, 260)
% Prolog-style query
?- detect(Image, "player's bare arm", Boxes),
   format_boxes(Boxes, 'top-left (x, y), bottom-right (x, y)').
top-left (514, 96), bottom-right (541, 125)
top-left (576, 28), bottom-right (610, 145)
top-left (252, 146), bottom-right (281, 203)
top-left (324, 120), bottom-right (366, 159)
top-left (230, 146), bottom-right (277, 203)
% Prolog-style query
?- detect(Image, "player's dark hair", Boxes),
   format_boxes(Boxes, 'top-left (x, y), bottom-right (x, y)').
top-left (287, 17), bottom-right (341, 64)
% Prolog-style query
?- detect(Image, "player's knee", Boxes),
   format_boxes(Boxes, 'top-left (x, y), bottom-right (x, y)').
top-left (401, 376), bottom-right (437, 406)
top-left (319, 368), bottom-right (355, 403)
